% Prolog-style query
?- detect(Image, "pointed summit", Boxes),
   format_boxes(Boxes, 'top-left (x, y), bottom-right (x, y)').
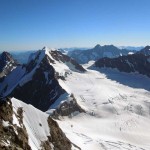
top-left (0, 47), bottom-right (85, 111)
top-left (0, 51), bottom-right (18, 78)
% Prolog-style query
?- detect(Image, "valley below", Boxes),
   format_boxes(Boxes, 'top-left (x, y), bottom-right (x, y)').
top-left (55, 66), bottom-right (150, 150)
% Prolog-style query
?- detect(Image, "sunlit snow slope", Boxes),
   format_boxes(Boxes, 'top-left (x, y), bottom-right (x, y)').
top-left (53, 64), bottom-right (150, 150)
top-left (11, 97), bottom-right (76, 150)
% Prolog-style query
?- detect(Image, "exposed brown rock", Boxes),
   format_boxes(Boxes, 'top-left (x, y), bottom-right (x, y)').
top-left (52, 94), bottom-right (85, 118)
top-left (0, 98), bottom-right (31, 150)
top-left (47, 117), bottom-right (72, 150)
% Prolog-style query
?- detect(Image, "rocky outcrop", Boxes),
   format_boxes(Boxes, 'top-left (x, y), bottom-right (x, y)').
top-left (0, 98), bottom-right (31, 150)
top-left (52, 94), bottom-right (85, 118)
top-left (0, 97), bottom-right (75, 150)
top-left (40, 116), bottom-right (73, 150)
top-left (94, 53), bottom-right (150, 77)
top-left (47, 117), bottom-right (72, 150)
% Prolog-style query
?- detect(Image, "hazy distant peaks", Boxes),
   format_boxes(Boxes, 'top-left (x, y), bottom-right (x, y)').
top-left (94, 44), bottom-right (101, 49)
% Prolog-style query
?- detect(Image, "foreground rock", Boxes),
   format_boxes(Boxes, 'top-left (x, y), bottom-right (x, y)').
top-left (0, 97), bottom-right (75, 150)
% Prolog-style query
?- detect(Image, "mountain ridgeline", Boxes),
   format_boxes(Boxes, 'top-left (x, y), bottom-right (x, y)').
top-left (68, 44), bottom-right (136, 64)
top-left (93, 48), bottom-right (150, 77)
top-left (0, 47), bottom-right (85, 112)
top-left (0, 45), bottom-right (150, 150)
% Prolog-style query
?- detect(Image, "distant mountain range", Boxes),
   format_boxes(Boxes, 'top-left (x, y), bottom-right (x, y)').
top-left (118, 46), bottom-right (144, 51)
top-left (92, 46), bottom-right (150, 78)
top-left (11, 50), bottom-right (35, 64)
top-left (2, 45), bottom-right (143, 65)
top-left (68, 44), bottom-right (137, 64)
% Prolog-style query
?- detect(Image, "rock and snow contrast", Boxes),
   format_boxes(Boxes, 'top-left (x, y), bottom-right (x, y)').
top-left (0, 47), bottom-right (85, 111)
top-left (93, 53), bottom-right (150, 78)
top-left (0, 52), bottom-right (19, 78)
top-left (52, 63), bottom-right (150, 150)
top-left (0, 97), bottom-right (78, 150)
top-left (0, 46), bottom-right (150, 150)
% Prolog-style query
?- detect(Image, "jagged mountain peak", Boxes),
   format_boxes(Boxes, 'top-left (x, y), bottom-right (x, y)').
top-left (0, 47), bottom-right (85, 111)
top-left (0, 51), bottom-right (14, 62)
top-left (27, 47), bottom-right (86, 73)
top-left (42, 46), bottom-right (56, 51)
top-left (0, 51), bottom-right (18, 78)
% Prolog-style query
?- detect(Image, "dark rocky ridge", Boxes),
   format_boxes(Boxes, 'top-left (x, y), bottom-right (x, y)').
top-left (49, 49), bottom-right (86, 72)
top-left (68, 44), bottom-right (136, 64)
top-left (0, 48), bottom-right (85, 112)
top-left (0, 51), bottom-right (19, 78)
top-left (137, 45), bottom-right (150, 56)
top-left (51, 94), bottom-right (85, 118)
top-left (9, 51), bottom-right (66, 111)
top-left (47, 117), bottom-right (72, 150)
top-left (94, 53), bottom-right (150, 77)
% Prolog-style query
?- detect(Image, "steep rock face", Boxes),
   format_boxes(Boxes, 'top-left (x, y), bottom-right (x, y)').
top-left (94, 54), bottom-right (150, 77)
top-left (0, 47), bottom-right (85, 111)
top-left (137, 46), bottom-right (150, 56)
top-left (51, 94), bottom-right (85, 118)
top-left (12, 53), bottom-right (66, 111)
top-left (49, 49), bottom-right (86, 72)
top-left (68, 44), bottom-right (136, 64)
top-left (0, 98), bottom-right (31, 150)
top-left (47, 117), bottom-right (72, 150)
top-left (0, 97), bottom-right (73, 150)
top-left (0, 51), bottom-right (19, 78)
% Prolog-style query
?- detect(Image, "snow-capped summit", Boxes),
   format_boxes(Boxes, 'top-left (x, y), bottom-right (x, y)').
top-left (0, 47), bottom-right (85, 112)
top-left (0, 51), bottom-right (19, 78)
top-left (42, 46), bottom-right (57, 51)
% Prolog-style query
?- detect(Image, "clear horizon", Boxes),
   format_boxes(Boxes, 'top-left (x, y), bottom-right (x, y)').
top-left (0, 0), bottom-right (150, 51)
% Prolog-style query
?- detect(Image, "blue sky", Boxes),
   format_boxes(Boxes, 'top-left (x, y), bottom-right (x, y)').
top-left (0, 0), bottom-right (150, 51)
